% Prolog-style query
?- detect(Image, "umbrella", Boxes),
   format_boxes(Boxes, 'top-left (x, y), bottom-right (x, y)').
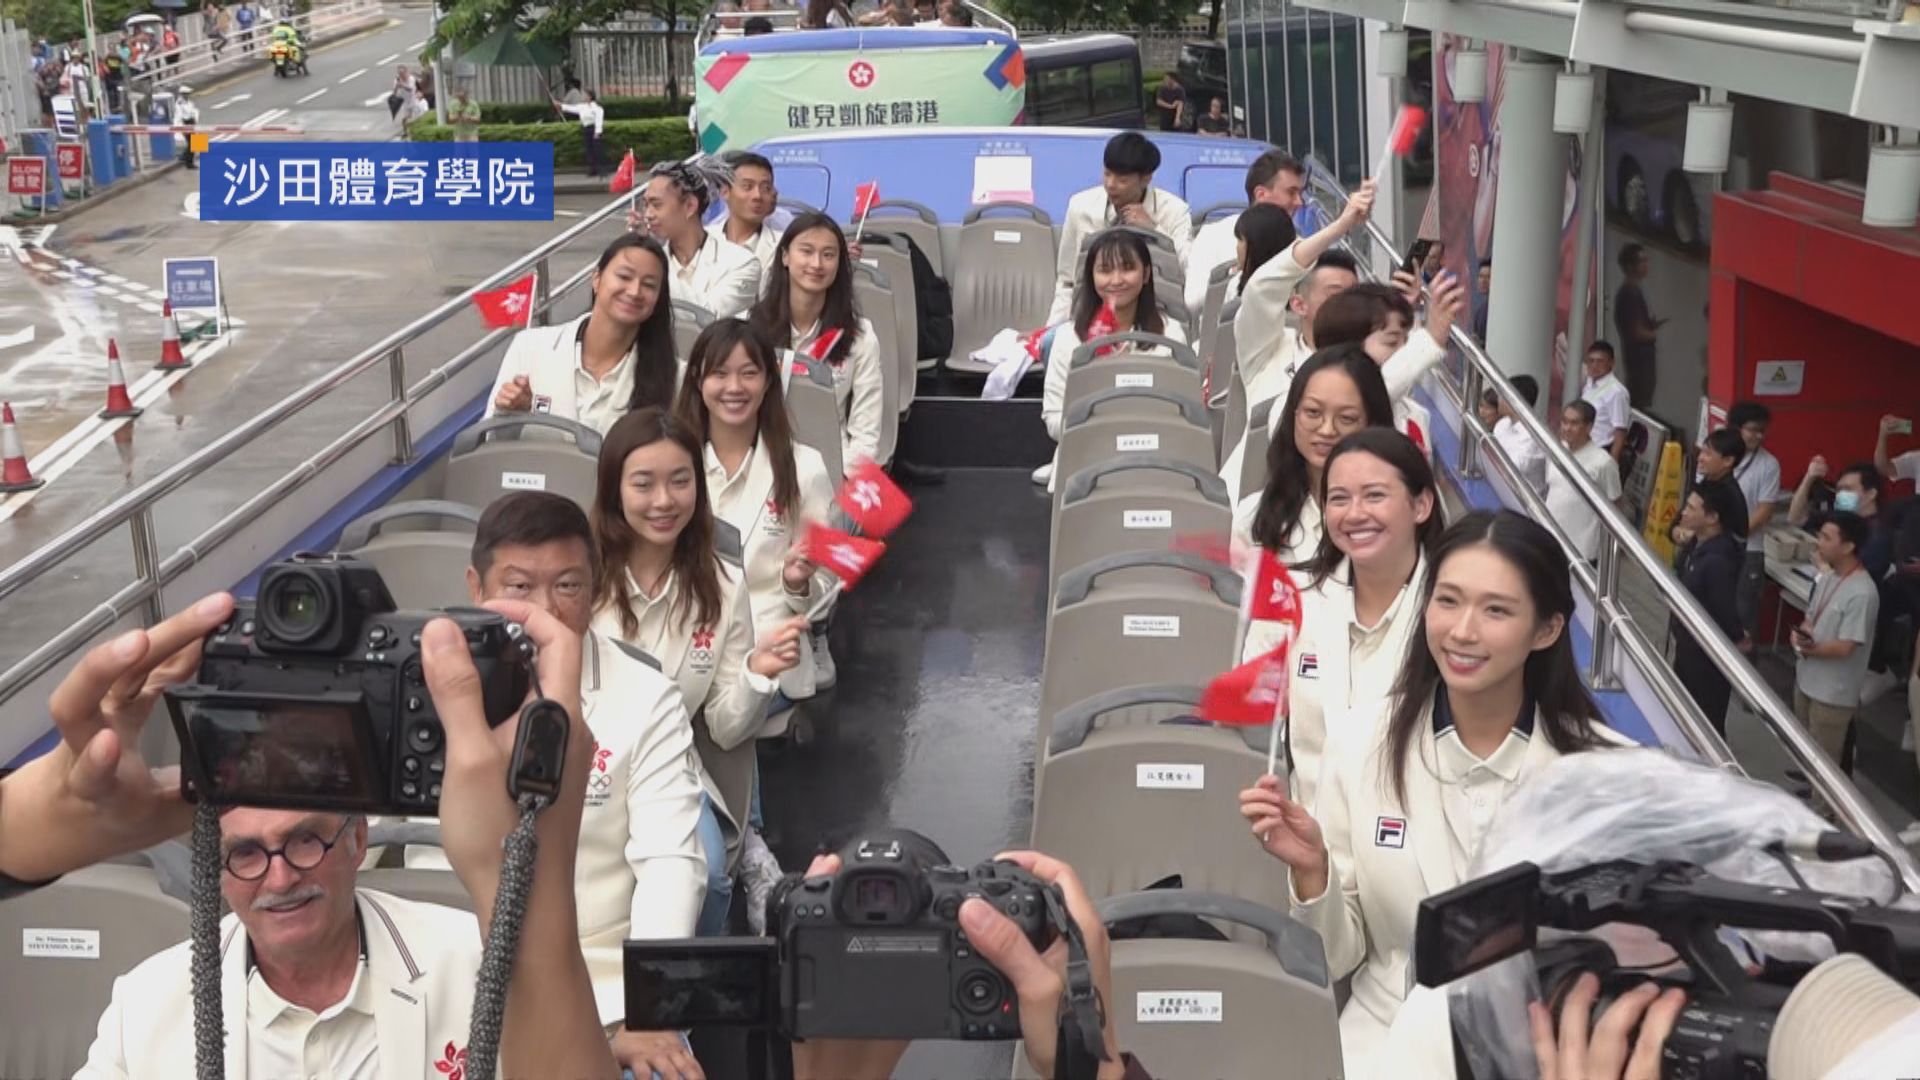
top-left (457, 25), bottom-right (565, 69)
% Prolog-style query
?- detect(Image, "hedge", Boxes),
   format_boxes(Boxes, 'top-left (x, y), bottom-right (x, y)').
top-left (408, 117), bottom-right (695, 169)
top-left (459, 96), bottom-right (689, 125)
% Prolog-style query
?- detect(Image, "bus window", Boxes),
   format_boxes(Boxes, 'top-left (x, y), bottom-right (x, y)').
top-left (1032, 65), bottom-right (1092, 125)
top-left (1089, 58), bottom-right (1140, 117)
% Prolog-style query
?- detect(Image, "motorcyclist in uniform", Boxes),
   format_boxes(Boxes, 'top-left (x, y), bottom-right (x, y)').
top-left (267, 19), bottom-right (304, 74)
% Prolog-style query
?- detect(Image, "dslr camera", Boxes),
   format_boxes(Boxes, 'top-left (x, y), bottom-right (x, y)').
top-left (163, 554), bottom-right (534, 816)
top-left (625, 830), bottom-right (1053, 1041)
top-left (1413, 858), bottom-right (1920, 1080)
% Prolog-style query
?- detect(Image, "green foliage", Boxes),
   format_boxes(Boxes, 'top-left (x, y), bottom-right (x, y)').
top-left (428, 0), bottom-right (698, 98)
top-left (406, 115), bottom-right (693, 169)
top-left (5, 0), bottom-right (151, 44)
top-left (460, 95), bottom-right (684, 125)
top-left (989, 0), bottom-right (1193, 32)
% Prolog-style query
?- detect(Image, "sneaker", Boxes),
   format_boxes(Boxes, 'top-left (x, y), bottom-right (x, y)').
top-left (1030, 461), bottom-right (1053, 486)
top-left (740, 829), bottom-right (783, 935)
top-left (810, 626), bottom-right (836, 690)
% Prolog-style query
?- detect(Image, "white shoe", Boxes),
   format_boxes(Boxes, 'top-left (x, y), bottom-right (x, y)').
top-left (810, 627), bottom-right (836, 690)
top-left (740, 829), bottom-right (783, 935)
top-left (1030, 461), bottom-right (1053, 486)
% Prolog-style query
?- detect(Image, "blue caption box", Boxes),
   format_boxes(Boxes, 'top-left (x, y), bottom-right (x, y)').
top-left (199, 142), bottom-right (555, 222)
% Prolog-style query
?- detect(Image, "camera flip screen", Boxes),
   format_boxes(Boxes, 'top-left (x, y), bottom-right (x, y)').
top-left (1414, 861), bottom-right (1542, 988)
top-left (624, 940), bottom-right (778, 1029)
top-left (174, 690), bottom-right (382, 810)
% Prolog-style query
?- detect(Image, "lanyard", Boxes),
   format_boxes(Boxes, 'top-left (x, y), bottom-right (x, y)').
top-left (1805, 564), bottom-right (1862, 630)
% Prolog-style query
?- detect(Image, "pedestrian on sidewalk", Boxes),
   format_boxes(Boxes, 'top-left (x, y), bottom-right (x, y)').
top-left (236, 2), bottom-right (256, 53)
top-left (389, 64), bottom-right (419, 130)
top-left (555, 90), bottom-right (606, 178)
top-left (203, 2), bottom-right (229, 61)
top-left (450, 85), bottom-right (482, 143)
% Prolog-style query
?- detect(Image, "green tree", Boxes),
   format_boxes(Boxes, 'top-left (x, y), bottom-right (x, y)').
top-left (429, 0), bottom-right (697, 102)
top-left (3, 0), bottom-right (152, 46)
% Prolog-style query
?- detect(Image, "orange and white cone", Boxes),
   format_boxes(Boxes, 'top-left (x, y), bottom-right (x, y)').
top-left (156, 300), bottom-right (188, 370)
top-left (100, 339), bottom-right (143, 420)
top-left (1, 402), bottom-right (45, 493)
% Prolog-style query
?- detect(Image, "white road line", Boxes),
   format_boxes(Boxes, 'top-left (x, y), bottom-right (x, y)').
top-left (363, 93), bottom-right (389, 107)
top-left (210, 93), bottom-right (252, 110)
top-left (0, 335), bottom-right (236, 524)
top-left (406, 40), bottom-right (426, 50)
top-left (296, 87), bottom-right (328, 104)
top-left (339, 67), bottom-right (368, 84)
top-left (102, 274), bottom-right (131, 286)
top-left (555, 209), bottom-right (584, 218)
top-left (378, 52), bottom-right (400, 65)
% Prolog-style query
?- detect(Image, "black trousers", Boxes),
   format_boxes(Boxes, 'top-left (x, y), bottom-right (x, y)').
top-left (582, 127), bottom-right (603, 177)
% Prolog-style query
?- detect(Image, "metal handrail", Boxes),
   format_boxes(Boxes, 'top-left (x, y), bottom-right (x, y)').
top-left (0, 193), bottom-right (631, 712)
top-left (1300, 163), bottom-right (1920, 891)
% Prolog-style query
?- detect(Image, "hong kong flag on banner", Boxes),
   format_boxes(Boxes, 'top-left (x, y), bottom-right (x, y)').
top-left (835, 459), bottom-right (913, 538)
top-left (806, 523), bottom-right (887, 589)
top-left (806, 327), bottom-right (845, 362)
top-left (473, 272), bottom-right (538, 329)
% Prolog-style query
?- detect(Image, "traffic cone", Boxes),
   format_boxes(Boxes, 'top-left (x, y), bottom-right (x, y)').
top-left (1, 402), bottom-right (45, 493)
top-left (156, 301), bottom-right (188, 370)
top-left (100, 340), bottom-right (143, 420)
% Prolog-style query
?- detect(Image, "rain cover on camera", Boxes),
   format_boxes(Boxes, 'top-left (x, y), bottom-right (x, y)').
top-left (1445, 747), bottom-right (1907, 1080)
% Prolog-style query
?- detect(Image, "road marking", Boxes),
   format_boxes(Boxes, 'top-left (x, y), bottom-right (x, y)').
top-left (555, 209), bottom-right (584, 218)
top-left (0, 333), bottom-right (237, 524)
top-left (407, 39), bottom-right (426, 50)
top-left (378, 52), bottom-right (400, 65)
top-left (364, 93), bottom-right (389, 107)
top-left (339, 67), bottom-right (368, 84)
top-left (215, 106), bottom-right (289, 143)
top-left (0, 327), bottom-right (34, 350)
top-left (210, 92), bottom-right (252, 110)
top-left (296, 87), bottom-right (328, 104)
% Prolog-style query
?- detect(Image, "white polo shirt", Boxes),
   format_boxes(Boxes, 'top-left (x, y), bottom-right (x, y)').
top-left (1581, 374), bottom-right (1631, 452)
top-left (246, 957), bottom-right (378, 1080)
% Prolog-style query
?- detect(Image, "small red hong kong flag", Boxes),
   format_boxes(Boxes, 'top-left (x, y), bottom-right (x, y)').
top-left (1199, 633), bottom-right (1294, 728)
top-left (852, 181), bottom-right (880, 221)
top-left (609, 149), bottom-right (637, 195)
top-left (1245, 547), bottom-right (1304, 626)
top-left (1085, 301), bottom-right (1121, 357)
top-left (806, 327), bottom-right (845, 362)
top-left (1371, 104), bottom-right (1427, 184)
top-left (472, 272), bottom-right (538, 330)
top-left (806, 522), bottom-right (886, 589)
top-left (835, 459), bottom-right (913, 538)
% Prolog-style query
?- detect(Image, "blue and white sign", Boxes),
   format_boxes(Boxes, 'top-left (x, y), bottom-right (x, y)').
top-left (164, 257), bottom-right (221, 313)
top-left (198, 142), bottom-right (555, 222)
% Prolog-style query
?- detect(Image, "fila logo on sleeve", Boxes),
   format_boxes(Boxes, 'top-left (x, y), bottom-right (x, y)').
top-left (1297, 653), bottom-right (1319, 679)
top-left (1375, 816), bottom-right (1406, 849)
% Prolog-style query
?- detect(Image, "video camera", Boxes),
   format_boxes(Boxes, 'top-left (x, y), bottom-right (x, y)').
top-left (1413, 858), bottom-right (1920, 1080)
top-left (623, 830), bottom-right (1055, 1042)
top-left (163, 554), bottom-right (536, 816)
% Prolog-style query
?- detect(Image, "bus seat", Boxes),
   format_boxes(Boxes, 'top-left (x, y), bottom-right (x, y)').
top-left (1030, 687), bottom-right (1287, 912)
top-left (1239, 397), bottom-right (1277, 502)
top-left (0, 863), bottom-right (190, 1080)
top-left (1197, 262), bottom-right (1234, 372)
top-left (673, 298), bottom-right (715, 361)
top-left (1217, 306), bottom-right (1245, 468)
top-left (946, 201), bottom-right (1056, 373)
top-left (865, 200), bottom-right (946, 278)
top-left (777, 197), bottom-right (819, 218)
top-left (1015, 891), bottom-right (1342, 1079)
top-left (337, 501), bottom-right (482, 609)
top-left (1039, 551), bottom-right (1240, 740)
top-left (784, 353), bottom-right (845, 487)
top-left (443, 413), bottom-right (603, 513)
top-left (690, 708), bottom-right (750, 873)
top-left (1049, 457), bottom-right (1231, 597)
top-left (856, 235), bottom-right (924, 394)
top-left (357, 869), bottom-right (476, 912)
top-left (1052, 387), bottom-right (1213, 520)
top-left (1190, 200), bottom-right (1247, 228)
top-left (1059, 333), bottom-right (1203, 435)
top-left (850, 264), bottom-right (901, 467)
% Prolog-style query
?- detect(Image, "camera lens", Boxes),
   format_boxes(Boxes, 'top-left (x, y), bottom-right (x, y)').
top-left (260, 567), bottom-right (332, 646)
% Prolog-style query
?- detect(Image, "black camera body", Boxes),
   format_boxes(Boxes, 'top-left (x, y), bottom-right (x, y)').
top-left (164, 554), bottom-right (532, 816)
top-left (624, 831), bottom-right (1054, 1043)
top-left (1414, 859), bottom-right (1920, 1080)
top-left (772, 833), bottom-right (1051, 1041)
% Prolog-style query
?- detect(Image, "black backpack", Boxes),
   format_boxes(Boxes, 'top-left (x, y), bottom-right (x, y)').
top-left (872, 230), bottom-right (953, 362)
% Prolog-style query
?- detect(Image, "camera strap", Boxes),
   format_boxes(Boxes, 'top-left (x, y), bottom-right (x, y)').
top-left (1043, 884), bottom-right (1109, 1080)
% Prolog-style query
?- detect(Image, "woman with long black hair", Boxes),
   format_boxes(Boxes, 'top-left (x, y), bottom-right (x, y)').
top-left (1033, 227), bottom-right (1187, 488)
top-left (749, 211), bottom-right (887, 470)
top-left (1239, 510), bottom-right (1628, 1073)
top-left (487, 233), bottom-right (679, 434)
top-left (1262, 428), bottom-right (1443, 811)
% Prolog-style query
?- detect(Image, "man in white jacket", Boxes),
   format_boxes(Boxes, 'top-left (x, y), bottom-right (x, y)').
top-left (79, 808), bottom-right (482, 1080)
top-left (1184, 149), bottom-right (1308, 316)
top-left (1047, 131), bottom-right (1193, 325)
top-left (633, 159), bottom-right (763, 319)
top-left (708, 150), bottom-right (790, 285)
top-left (463, 491), bottom-right (711, 1080)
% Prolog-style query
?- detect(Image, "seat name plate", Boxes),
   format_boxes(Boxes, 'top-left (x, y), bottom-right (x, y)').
top-left (500, 471), bottom-right (548, 491)
top-left (1121, 614), bottom-right (1180, 638)
top-left (1136, 763), bottom-right (1203, 790)
top-left (1122, 510), bottom-right (1172, 529)
top-left (22, 928), bottom-right (101, 959)
top-left (1137, 991), bottom-right (1223, 1022)
top-left (1114, 373), bottom-right (1153, 389)
top-left (1115, 433), bottom-right (1159, 452)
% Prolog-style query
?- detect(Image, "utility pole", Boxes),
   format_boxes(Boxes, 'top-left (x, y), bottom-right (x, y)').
top-left (81, 0), bottom-right (107, 117)
top-left (431, 0), bottom-right (447, 125)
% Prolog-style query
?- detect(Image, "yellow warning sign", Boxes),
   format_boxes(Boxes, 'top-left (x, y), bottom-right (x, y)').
top-left (1643, 439), bottom-right (1683, 563)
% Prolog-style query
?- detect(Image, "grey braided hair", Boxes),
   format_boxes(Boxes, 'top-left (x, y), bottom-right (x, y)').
top-left (645, 156), bottom-right (733, 217)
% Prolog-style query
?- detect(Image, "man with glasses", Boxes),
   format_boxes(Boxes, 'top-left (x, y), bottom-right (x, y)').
top-left (77, 808), bottom-right (482, 1079)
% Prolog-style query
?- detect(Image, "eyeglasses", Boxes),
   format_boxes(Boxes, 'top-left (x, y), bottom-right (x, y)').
top-left (223, 817), bottom-right (356, 882)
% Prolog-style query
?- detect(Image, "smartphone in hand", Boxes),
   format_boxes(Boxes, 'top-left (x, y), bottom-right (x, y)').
top-left (1400, 238), bottom-right (1433, 277)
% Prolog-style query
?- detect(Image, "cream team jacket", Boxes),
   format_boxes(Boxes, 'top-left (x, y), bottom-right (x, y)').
top-left (78, 890), bottom-right (480, 1080)
top-left (704, 438), bottom-right (839, 699)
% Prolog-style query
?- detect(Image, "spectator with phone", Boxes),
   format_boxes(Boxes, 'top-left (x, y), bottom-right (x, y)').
top-left (1791, 513), bottom-right (1878, 775)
